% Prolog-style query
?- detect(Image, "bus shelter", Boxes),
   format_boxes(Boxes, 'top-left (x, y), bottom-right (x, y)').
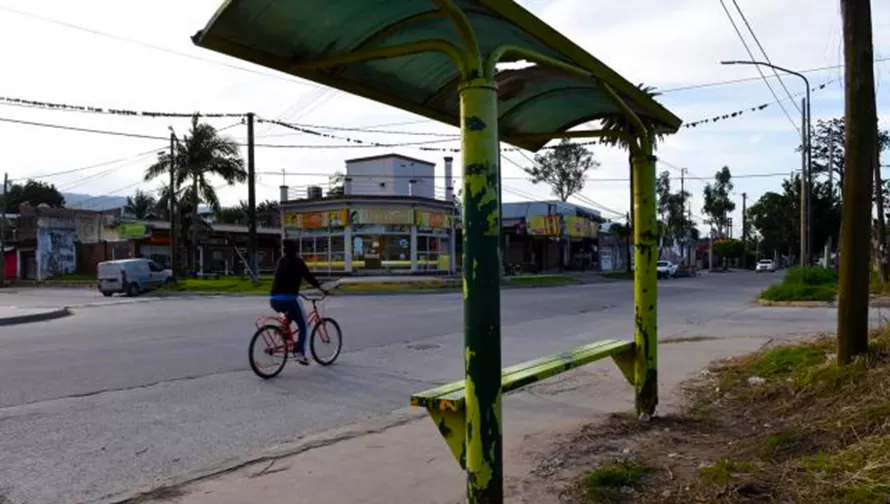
top-left (193, 1), bottom-right (681, 502)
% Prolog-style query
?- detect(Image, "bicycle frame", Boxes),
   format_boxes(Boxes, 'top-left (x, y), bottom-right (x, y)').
top-left (254, 295), bottom-right (329, 348)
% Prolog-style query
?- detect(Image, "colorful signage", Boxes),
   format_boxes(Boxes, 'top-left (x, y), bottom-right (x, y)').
top-left (527, 215), bottom-right (562, 236)
top-left (283, 209), bottom-right (347, 229)
top-left (350, 208), bottom-right (414, 225)
top-left (119, 222), bottom-right (149, 239)
top-left (565, 216), bottom-right (599, 239)
top-left (415, 211), bottom-right (451, 229)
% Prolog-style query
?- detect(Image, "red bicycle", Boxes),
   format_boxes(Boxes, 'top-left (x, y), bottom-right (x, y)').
top-left (249, 293), bottom-right (343, 379)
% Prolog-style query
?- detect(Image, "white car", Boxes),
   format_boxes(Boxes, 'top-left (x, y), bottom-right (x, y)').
top-left (756, 259), bottom-right (776, 273)
top-left (656, 261), bottom-right (678, 279)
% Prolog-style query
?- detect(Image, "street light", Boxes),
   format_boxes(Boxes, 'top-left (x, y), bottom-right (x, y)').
top-left (721, 60), bottom-right (812, 266)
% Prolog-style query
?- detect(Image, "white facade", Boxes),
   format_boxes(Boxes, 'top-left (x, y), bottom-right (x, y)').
top-left (345, 155), bottom-right (435, 199)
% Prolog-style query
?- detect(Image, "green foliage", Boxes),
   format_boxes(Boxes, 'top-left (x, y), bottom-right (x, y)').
top-left (712, 239), bottom-right (745, 260)
top-left (785, 266), bottom-right (837, 286)
top-left (525, 139), bottom-right (599, 201)
top-left (582, 459), bottom-right (651, 502)
top-left (760, 283), bottom-right (836, 302)
top-left (124, 189), bottom-right (159, 219)
top-left (702, 166), bottom-right (736, 234)
top-left (1, 179), bottom-right (65, 210)
top-left (698, 459), bottom-right (758, 485)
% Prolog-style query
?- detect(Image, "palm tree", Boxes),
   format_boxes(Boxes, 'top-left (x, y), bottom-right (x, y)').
top-left (145, 114), bottom-right (247, 271)
top-left (124, 189), bottom-right (159, 219)
top-left (598, 84), bottom-right (667, 151)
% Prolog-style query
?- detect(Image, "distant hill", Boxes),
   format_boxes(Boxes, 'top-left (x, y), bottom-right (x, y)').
top-left (63, 193), bottom-right (127, 211)
top-left (62, 192), bottom-right (211, 214)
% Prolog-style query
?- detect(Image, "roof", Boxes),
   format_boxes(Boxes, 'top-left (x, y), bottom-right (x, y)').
top-left (282, 193), bottom-right (457, 209)
top-left (345, 153), bottom-right (436, 166)
top-left (192, 0), bottom-right (682, 152)
top-left (502, 200), bottom-right (602, 220)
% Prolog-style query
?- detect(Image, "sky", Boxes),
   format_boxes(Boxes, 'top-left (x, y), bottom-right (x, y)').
top-left (0, 0), bottom-right (888, 236)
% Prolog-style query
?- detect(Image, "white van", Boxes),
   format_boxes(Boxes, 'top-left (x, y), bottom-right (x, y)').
top-left (97, 259), bottom-right (172, 297)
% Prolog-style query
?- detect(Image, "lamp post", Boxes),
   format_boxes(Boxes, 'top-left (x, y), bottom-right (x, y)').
top-left (721, 60), bottom-right (811, 266)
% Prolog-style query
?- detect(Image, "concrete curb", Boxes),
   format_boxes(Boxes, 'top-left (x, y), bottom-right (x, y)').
top-left (0, 307), bottom-right (71, 326)
top-left (757, 297), bottom-right (890, 308)
top-left (95, 408), bottom-right (426, 504)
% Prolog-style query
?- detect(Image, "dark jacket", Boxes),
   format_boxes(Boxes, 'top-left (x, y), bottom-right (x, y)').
top-left (270, 255), bottom-right (322, 296)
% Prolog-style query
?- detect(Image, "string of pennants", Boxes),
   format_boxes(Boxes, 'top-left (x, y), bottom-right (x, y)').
top-left (681, 79), bottom-right (835, 129)
top-left (0, 95), bottom-right (245, 118)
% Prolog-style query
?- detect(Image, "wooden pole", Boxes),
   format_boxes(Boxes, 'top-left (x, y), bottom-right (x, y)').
top-left (837, 0), bottom-right (876, 364)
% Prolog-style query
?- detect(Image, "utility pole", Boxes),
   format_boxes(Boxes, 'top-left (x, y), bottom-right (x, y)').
top-left (0, 173), bottom-right (7, 288)
top-left (826, 125), bottom-right (835, 267)
top-left (246, 112), bottom-right (258, 280)
top-left (874, 120), bottom-right (888, 283)
top-left (800, 97), bottom-right (809, 266)
top-left (742, 192), bottom-right (748, 268)
top-left (681, 168), bottom-right (688, 264)
top-left (837, 0), bottom-right (876, 364)
top-left (169, 132), bottom-right (177, 279)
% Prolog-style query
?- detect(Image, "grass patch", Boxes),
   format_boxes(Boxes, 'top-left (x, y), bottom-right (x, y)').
top-left (760, 266), bottom-right (837, 302)
top-left (581, 459), bottom-right (651, 503)
top-left (602, 271), bottom-right (633, 280)
top-left (162, 277), bottom-right (274, 294)
top-left (504, 275), bottom-right (578, 287)
top-left (562, 328), bottom-right (890, 504)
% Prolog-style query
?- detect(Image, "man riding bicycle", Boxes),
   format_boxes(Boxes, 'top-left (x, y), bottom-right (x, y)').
top-left (270, 240), bottom-right (328, 365)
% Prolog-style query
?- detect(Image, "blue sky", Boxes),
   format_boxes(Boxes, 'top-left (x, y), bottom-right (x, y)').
top-left (0, 0), bottom-right (888, 237)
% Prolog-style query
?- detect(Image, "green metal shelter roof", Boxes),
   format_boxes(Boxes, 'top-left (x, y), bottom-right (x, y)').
top-left (193, 0), bottom-right (682, 152)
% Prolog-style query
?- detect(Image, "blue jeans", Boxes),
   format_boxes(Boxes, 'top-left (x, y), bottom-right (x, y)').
top-left (270, 295), bottom-right (308, 355)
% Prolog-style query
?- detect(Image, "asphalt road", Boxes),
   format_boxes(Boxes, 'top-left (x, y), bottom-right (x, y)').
top-left (0, 273), bottom-right (869, 504)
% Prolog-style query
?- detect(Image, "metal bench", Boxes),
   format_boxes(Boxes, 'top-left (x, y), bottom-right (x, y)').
top-left (410, 339), bottom-right (636, 468)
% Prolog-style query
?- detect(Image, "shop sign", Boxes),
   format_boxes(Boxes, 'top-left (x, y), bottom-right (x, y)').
top-left (283, 209), bottom-right (347, 229)
top-left (350, 208), bottom-right (414, 225)
top-left (566, 216), bottom-right (599, 239)
top-left (527, 215), bottom-right (563, 236)
top-left (119, 222), bottom-right (149, 239)
top-left (415, 211), bottom-right (451, 229)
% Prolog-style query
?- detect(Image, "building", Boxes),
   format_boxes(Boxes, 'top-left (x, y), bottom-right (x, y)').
top-left (280, 154), bottom-right (457, 274)
top-left (344, 154), bottom-right (437, 199)
top-left (502, 200), bottom-right (602, 272)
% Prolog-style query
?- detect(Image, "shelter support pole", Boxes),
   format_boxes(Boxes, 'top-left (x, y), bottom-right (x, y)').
top-left (631, 137), bottom-right (658, 418)
top-left (459, 77), bottom-right (503, 504)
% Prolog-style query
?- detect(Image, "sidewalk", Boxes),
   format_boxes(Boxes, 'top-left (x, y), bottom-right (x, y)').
top-left (0, 306), bottom-right (69, 326)
top-left (126, 335), bottom-right (780, 504)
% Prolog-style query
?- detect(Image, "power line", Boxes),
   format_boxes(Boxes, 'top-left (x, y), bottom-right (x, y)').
top-left (10, 147), bottom-right (162, 183)
top-left (0, 5), bottom-right (318, 88)
top-left (730, 0), bottom-right (802, 115)
top-left (0, 95), bottom-right (245, 118)
top-left (262, 169), bottom-right (794, 182)
top-left (718, 0), bottom-right (800, 133)
top-left (660, 57), bottom-right (890, 93)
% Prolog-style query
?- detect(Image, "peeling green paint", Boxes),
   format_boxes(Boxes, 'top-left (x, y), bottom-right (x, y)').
top-left (631, 139), bottom-right (659, 417)
top-left (460, 78), bottom-right (503, 504)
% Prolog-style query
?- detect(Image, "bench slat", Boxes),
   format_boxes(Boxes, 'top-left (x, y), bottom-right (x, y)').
top-left (410, 339), bottom-right (634, 411)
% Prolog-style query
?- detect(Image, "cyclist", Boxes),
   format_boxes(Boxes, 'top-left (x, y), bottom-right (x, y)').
top-left (270, 239), bottom-right (328, 365)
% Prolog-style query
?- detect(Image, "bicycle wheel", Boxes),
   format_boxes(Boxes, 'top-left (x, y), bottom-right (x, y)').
top-left (249, 325), bottom-right (289, 378)
top-left (310, 317), bottom-right (342, 366)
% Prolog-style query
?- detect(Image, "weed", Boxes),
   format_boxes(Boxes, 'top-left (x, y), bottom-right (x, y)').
top-left (697, 459), bottom-right (758, 485)
top-left (582, 459), bottom-right (651, 503)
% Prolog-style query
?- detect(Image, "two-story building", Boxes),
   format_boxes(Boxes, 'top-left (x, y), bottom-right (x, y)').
top-left (280, 154), bottom-right (458, 275)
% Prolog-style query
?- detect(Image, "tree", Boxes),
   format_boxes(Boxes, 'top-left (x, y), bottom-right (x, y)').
top-left (215, 201), bottom-right (248, 225)
top-left (328, 171), bottom-right (346, 197)
top-left (525, 139), bottom-right (599, 201)
top-left (807, 118), bottom-right (846, 188)
top-left (1, 180), bottom-right (65, 210)
top-left (124, 189), bottom-right (159, 219)
top-left (145, 114), bottom-right (247, 271)
top-left (712, 238), bottom-right (745, 269)
top-left (702, 166), bottom-right (736, 236)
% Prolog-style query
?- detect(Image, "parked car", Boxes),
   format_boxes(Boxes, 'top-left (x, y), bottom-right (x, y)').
top-left (656, 260), bottom-right (678, 279)
top-left (97, 258), bottom-right (172, 297)
top-left (756, 259), bottom-right (776, 273)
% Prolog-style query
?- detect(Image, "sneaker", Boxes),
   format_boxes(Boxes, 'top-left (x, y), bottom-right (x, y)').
top-left (294, 353), bottom-right (310, 366)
